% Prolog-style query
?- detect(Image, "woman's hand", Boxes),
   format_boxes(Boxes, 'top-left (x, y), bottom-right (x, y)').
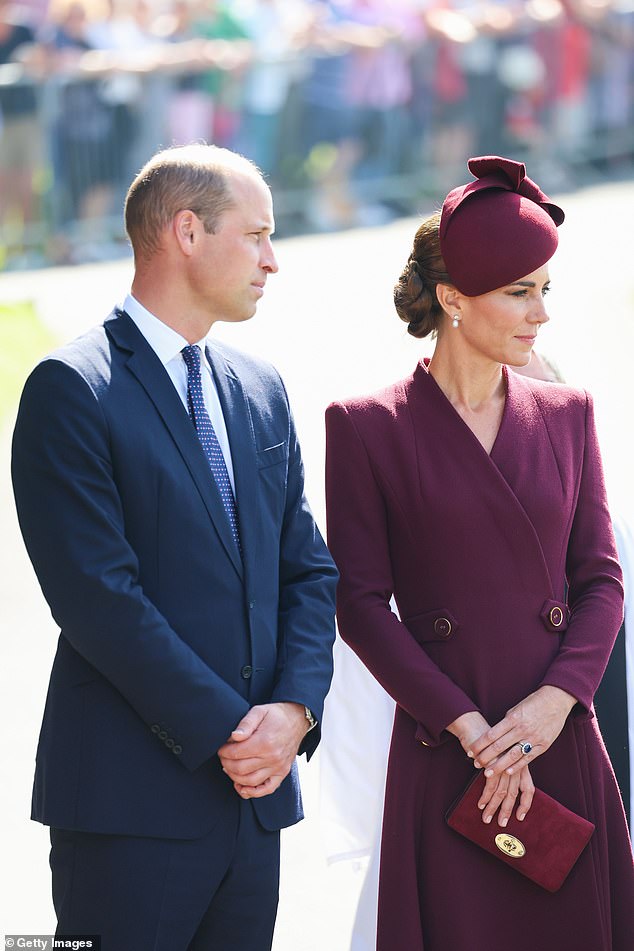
top-left (447, 710), bottom-right (535, 824)
top-left (446, 710), bottom-right (491, 755)
top-left (477, 762), bottom-right (535, 826)
top-left (468, 685), bottom-right (577, 779)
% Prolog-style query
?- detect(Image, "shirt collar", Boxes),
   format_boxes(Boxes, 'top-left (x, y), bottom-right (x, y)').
top-left (123, 294), bottom-right (207, 366)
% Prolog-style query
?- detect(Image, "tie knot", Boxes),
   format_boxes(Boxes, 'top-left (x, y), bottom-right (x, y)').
top-left (182, 344), bottom-right (201, 373)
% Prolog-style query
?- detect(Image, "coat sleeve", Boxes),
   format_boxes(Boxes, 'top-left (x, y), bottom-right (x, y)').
top-left (539, 392), bottom-right (624, 712)
top-left (11, 358), bottom-right (250, 772)
top-left (269, 395), bottom-right (338, 760)
top-left (325, 400), bottom-right (479, 746)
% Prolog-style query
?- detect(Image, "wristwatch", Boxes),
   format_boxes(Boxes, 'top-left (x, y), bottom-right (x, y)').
top-left (304, 706), bottom-right (317, 731)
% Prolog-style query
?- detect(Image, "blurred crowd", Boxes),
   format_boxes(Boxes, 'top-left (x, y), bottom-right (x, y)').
top-left (1, 0), bottom-right (633, 265)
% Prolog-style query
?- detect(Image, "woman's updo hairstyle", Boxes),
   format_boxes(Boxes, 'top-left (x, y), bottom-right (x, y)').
top-left (394, 212), bottom-right (451, 339)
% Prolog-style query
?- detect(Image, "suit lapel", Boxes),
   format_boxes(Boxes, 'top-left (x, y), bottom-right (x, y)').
top-left (106, 311), bottom-right (244, 580)
top-left (207, 343), bottom-right (259, 587)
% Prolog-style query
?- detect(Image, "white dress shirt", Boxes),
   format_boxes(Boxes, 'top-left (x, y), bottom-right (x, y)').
top-left (123, 294), bottom-right (236, 492)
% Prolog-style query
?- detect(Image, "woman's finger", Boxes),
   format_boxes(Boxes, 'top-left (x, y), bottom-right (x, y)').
top-left (495, 771), bottom-right (522, 828)
top-left (484, 740), bottom-right (542, 778)
top-left (516, 766), bottom-right (535, 821)
top-left (478, 773), bottom-right (510, 824)
top-left (469, 724), bottom-right (512, 763)
top-left (472, 729), bottom-right (523, 769)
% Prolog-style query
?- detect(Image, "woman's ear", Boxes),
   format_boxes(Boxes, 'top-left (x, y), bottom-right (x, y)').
top-left (436, 282), bottom-right (462, 316)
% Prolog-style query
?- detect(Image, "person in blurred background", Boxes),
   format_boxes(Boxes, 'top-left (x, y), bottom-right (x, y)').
top-left (235, 0), bottom-right (304, 184)
top-left (603, 513), bottom-right (634, 825)
top-left (41, 0), bottom-right (120, 257)
top-left (325, 154), bottom-right (633, 951)
top-left (0, 0), bottom-right (43, 236)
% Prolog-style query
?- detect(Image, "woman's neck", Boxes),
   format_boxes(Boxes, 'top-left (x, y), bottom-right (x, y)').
top-left (428, 344), bottom-right (505, 413)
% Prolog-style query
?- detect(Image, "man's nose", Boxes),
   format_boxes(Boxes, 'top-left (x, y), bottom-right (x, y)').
top-left (261, 237), bottom-right (278, 273)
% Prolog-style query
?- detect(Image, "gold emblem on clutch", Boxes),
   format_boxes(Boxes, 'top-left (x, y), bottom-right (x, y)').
top-left (495, 834), bottom-right (526, 859)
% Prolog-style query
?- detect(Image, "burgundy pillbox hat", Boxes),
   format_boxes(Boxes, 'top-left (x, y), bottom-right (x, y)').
top-left (439, 156), bottom-right (565, 297)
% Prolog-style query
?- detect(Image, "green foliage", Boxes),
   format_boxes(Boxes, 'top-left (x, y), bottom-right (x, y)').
top-left (0, 300), bottom-right (55, 428)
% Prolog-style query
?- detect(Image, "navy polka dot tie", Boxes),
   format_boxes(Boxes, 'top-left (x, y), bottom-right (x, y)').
top-left (182, 345), bottom-right (241, 553)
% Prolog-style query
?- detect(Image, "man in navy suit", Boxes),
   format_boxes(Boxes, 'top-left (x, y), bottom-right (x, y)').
top-left (11, 144), bottom-right (338, 950)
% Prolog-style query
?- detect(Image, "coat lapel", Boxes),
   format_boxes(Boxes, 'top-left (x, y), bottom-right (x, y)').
top-left (206, 342), bottom-right (259, 587)
top-left (106, 311), bottom-right (244, 580)
top-left (408, 361), bottom-right (555, 598)
top-left (490, 369), bottom-right (572, 587)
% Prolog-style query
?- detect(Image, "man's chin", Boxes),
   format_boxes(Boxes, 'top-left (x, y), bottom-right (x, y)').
top-left (216, 308), bottom-right (258, 326)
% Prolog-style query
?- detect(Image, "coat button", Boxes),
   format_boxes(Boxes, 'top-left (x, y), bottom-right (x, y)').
top-left (434, 617), bottom-right (452, 638)
top-left (549, 606), bottom-right (564, 628)
top-left (165, 738), bottom-right (174, 749)
top-left (158, 730), bottom-right (168, 740)
top-left (248, 600), bottom-right (255, 610)
top-left (241, 665), bottom-right (253, 679)
top-left (172, 745), bottom-right (182, 755)
top-left (151, 724), bottom-right (160, 734)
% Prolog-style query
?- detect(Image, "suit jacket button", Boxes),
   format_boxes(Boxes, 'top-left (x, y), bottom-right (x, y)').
top-left (241, 665), bottom-right (253, 679)
top-left (158, 730), bottom-right (168, 740)
top-left (151, 724), bottom-right (161, 734)
top-left (172, 745), bottom-right (182, 755)
top-left (165, 738), bottom-right (174, 749)
top-left (434, 617), bottom-right (452, 638)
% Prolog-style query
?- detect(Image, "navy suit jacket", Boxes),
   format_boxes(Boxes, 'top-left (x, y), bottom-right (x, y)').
top-left (12, 310), bottom-right (337, 839)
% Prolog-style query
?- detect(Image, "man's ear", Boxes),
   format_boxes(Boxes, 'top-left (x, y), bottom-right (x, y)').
top-left (173, 209), bottom-right (199, 256)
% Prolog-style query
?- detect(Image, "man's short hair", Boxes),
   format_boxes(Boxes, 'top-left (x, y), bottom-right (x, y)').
top-left (124, 144), bottom-right (263, 261)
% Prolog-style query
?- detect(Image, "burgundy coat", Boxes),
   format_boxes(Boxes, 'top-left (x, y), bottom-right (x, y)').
top-left (325, 361), bottom-right (634, 951)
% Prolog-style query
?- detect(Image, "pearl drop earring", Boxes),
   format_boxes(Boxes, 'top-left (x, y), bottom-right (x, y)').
top-left (452, 315), bottom-right (461, 329)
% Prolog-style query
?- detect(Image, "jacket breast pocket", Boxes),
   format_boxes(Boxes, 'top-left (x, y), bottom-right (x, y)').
top-left (256, 442), bottom-right (287, 469)
top-left (256, 442), bottom-right (287, 524)
top-left (404, 608), bottom-right (460, 644)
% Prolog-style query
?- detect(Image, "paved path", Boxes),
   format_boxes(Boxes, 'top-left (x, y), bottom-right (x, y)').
top-left (2, 177), bottom-right (633, 946)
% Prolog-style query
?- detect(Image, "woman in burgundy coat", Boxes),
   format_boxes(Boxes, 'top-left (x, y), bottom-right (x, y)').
top-left (325, 156), bottom-right (634, 951)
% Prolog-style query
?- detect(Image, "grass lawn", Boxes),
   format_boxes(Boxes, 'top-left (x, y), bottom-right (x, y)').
top-left (0, 300), bottom-right (56, 428)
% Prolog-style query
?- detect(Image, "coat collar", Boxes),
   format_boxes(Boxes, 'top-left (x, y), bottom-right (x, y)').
top-left (106, 310), bottom-right (249, 581)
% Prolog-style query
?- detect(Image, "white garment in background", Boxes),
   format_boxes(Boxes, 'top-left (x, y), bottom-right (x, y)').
top-left (320, 635), bottom-right (394, 865)
top-left (320, 620), bottom-right (395, 951)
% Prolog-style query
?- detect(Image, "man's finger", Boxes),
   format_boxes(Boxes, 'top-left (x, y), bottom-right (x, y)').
top-left (229, 705), bottom-right (267, 742)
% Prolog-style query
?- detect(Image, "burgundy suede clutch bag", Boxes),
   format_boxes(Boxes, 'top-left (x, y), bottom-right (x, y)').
top-left (446, 771), bottom-right (595, 893)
